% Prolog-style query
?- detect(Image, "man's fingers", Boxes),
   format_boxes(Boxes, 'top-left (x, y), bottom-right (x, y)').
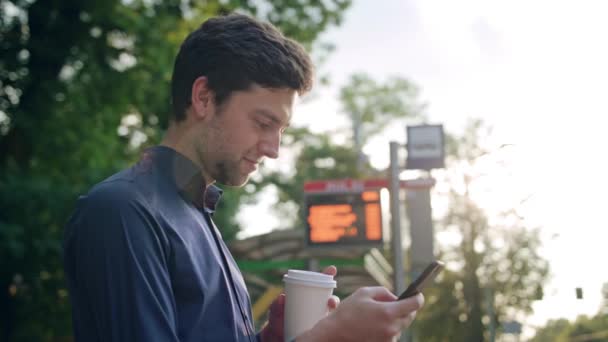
top-left (321, 265), bottom-right (337, 277)
top-left (327, 295), bottom-right (340, 311)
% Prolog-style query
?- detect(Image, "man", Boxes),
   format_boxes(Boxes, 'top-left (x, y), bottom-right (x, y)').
top-left (63, 13), bottom-right (424, 341)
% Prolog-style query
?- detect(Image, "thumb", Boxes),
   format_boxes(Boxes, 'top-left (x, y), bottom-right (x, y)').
top-left (321, 265), bottom-right (337, 277)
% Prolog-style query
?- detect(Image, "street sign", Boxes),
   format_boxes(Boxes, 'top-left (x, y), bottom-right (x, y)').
top-left (406, 124), bottom-right (445, 170)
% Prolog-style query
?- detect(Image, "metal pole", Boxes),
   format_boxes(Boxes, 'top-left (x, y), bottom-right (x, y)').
top-left (307, 258), bottom-right (319, 272)
top-left (389, 142), bottom-right (405, 299)
top-left (390, 142), bottom-right (409, 342)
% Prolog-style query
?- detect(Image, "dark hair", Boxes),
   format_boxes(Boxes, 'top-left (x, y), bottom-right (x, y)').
top-left (170, 13), bottom-right (314, 121)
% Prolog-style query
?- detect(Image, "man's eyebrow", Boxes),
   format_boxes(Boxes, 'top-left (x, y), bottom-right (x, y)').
top-left (254, 109), bottom-right (291, 128)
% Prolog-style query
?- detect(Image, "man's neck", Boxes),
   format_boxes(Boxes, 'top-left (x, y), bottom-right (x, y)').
top-left (161, 123), bottom-right (214, 186)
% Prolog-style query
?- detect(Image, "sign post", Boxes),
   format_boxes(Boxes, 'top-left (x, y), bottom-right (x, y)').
top-left (389, 142), bottom-right (406, 300)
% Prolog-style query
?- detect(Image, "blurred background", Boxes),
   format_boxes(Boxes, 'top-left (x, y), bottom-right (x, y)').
top-left (1, 0), bottom-right (607, 341)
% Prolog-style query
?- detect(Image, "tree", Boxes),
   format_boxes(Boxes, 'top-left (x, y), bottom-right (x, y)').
top-left (339, 73), bottom-right (424, 170)
top-left (529, 282), bottom-right (608, 342)
top-left (530, 314), bottom-right (608, 342)
top-left (0, 1), bottom-right (351, 340)
top-left (413, 119), bottom-right (550, 341)
top-left (601, 282), bottom-right (608, 315)
top-left (528, 319), bottom-right (571, 342)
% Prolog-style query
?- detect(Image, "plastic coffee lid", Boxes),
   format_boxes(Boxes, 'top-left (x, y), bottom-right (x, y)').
top-left (283, 269), bottom-right (336, 288)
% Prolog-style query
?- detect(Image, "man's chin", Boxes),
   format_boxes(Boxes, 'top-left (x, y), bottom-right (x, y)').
top-left (216, 175), bottom-right (250, 187)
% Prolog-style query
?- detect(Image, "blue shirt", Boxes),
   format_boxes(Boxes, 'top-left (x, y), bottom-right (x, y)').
top-left (63, 146), bottom-right (258, 342)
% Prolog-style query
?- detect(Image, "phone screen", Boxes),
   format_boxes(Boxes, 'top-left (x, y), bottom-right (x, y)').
top-left (398, 260), bottom-right (444, 300)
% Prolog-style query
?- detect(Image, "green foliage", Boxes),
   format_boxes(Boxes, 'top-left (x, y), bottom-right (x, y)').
top-left (529, 319), bottom-right (571, 342)
top-left (443, 118), bottom-right (493, 164)
top-left (339, 73), bottom-right (425, 147)
top-left (601, 283), bottom-right (608, 315)
top-left (412, 269), bottom-right (468, 342)
top-left (530, 314), bottom-right (608, 342)
top-left (0, 0), bottom-right (351, 340)
top-left (528, 283), bottom-right (608, 341)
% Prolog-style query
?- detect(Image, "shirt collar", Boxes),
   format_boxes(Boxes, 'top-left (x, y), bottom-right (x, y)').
top-left (141, 146), bottom-right (223, 212)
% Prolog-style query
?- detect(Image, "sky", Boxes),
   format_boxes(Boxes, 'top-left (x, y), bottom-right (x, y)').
top-left (240, 0), bottom-right (608, 335)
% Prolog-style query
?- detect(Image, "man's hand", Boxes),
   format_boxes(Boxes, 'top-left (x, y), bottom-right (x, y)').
top-left (259, 292), bottom-right (286, 342)
top-left (259, 266), bottom-right (339, 342)
top-left (297, 287), bottom-right (424, 342)
top-left (320, 265), bottom-right (340, 312)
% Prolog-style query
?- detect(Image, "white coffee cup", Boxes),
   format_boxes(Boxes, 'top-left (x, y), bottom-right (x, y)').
top-left (283, 269), bottom-right (336, 342)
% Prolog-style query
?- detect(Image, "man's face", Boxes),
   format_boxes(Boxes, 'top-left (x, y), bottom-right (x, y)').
top-left (195, 85), bottom-right (295, 186)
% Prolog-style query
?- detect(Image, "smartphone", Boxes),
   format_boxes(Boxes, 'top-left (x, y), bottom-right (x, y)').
top-left (398, 260), bottom-right (444, 300)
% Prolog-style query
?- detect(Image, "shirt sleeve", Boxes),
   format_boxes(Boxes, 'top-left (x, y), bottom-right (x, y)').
top-left (63, 182), bottom-right (180, 341)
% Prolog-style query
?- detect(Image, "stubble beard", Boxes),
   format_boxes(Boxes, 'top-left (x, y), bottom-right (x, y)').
top-left (214, 160), bottom-right (249, 187)
top-left (197, 108), bottom-right (249, 187)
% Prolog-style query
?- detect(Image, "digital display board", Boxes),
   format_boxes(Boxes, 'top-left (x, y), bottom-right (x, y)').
top-left (305, 190), bottom-right (383, 247)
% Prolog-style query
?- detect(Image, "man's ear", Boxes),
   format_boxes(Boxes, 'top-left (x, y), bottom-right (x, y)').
top-left (190, 76), bottom-right (213, 120)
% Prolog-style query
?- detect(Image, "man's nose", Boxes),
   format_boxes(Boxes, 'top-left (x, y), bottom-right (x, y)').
top-left (259, 133), bottom-right (280, 159)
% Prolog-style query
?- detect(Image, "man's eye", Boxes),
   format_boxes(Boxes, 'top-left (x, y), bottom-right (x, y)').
top-left (257, 121), bottom-right (271, 130)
